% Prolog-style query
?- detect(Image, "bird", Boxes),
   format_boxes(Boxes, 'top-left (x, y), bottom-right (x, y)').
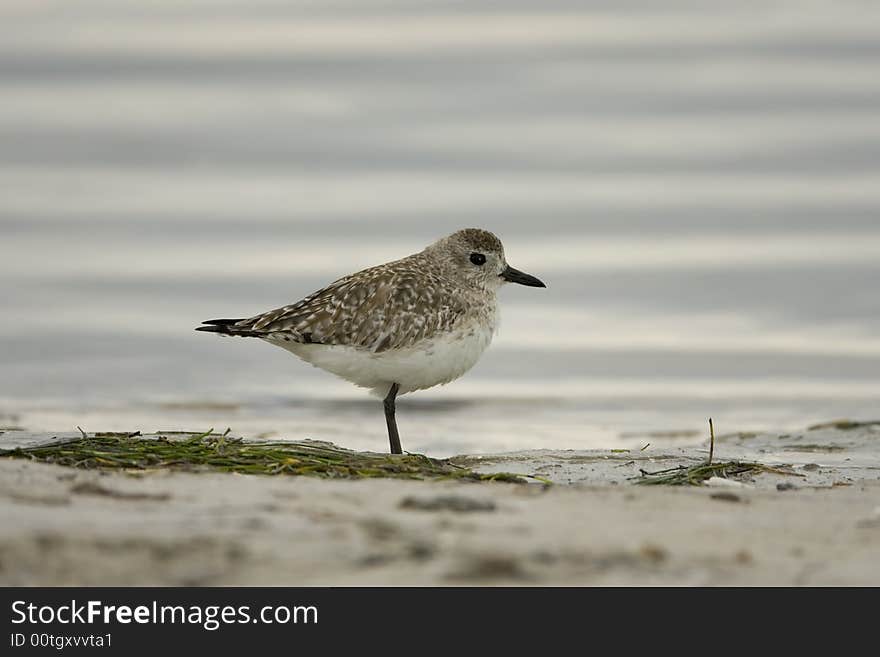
top-left (196, 228), bottom-right (546, 454)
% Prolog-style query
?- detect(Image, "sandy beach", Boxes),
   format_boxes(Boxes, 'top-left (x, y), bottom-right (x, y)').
top-left (2, 423), bottom-right (878, 586)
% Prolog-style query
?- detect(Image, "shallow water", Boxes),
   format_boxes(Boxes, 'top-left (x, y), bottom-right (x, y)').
top-left (2, 1), bottom-right (879, 456)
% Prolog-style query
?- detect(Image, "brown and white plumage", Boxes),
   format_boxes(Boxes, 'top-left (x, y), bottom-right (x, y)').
top-left (196, 228), bottom-right (546, 452)
top-left (225, 262), bottom-right (474, 353)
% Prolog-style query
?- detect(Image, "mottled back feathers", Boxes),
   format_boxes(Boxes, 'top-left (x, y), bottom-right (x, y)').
top-left (198, 229), bottom-right (506, 353)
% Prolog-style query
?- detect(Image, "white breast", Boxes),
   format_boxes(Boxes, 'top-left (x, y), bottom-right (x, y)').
top-left (266, 320), bottom-right (496, 396)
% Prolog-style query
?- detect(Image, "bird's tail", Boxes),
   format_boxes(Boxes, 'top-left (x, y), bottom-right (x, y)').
top-left (195, 318), bottom-right (261, 337)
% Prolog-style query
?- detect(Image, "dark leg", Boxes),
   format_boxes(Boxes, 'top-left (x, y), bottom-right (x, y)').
top-left (383, 383), bottom-right (402, 454)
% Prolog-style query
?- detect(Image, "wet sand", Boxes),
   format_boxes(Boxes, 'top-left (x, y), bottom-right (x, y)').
top-left (1, 423), bottom-right (878, 586)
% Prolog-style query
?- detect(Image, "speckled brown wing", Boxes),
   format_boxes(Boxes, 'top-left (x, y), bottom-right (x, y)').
top-left (237, 260), bottom-right (468, 352)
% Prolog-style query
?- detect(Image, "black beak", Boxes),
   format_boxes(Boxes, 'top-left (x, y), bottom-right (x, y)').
top-left (500, 265), bottom-right (546, 288)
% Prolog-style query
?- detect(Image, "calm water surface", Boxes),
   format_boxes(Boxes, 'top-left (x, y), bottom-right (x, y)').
top-left (1, 1), bottom-right (879, 455)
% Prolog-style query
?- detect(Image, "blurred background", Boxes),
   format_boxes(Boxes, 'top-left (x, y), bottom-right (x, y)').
top-left (1, 0), bottom-right (878, 455)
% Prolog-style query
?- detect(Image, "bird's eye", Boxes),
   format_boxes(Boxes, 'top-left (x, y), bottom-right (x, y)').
top-left (469, 253), bottom-right (486, 266)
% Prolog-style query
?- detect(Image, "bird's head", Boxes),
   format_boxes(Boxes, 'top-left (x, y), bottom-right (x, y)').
top-left (424, 228), bottom-right (546, 291)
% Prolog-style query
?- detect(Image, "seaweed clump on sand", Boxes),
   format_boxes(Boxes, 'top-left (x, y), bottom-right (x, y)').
top-left (0, 430), bottom-right (527, 483)
top-left (631, 460), bottom-right (798, 486)
top-left (807, 419), bottom-right (880, 431)
top-left (632, 418), bottom-right (802, 487)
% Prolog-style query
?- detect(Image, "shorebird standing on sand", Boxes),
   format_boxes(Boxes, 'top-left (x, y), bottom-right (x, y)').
top-left (196, 228), bottom-right (546, 454)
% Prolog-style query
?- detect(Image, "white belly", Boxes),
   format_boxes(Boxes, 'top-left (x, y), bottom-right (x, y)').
top-left (265, 323), bottom-right (495, 396)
